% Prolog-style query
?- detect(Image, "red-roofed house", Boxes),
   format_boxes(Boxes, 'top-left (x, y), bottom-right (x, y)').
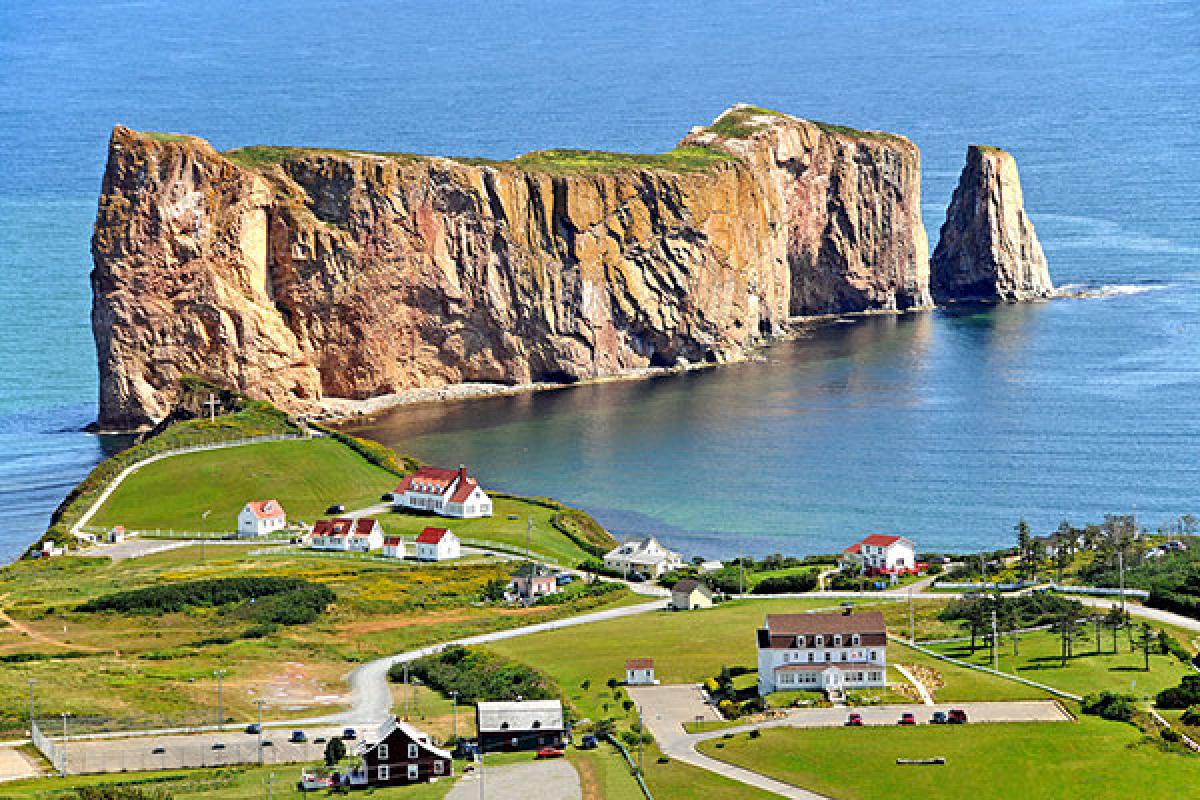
top-left (840, 534), bottom-right (918, 576)
top-left (382, 536), bottom-right (407, 559)
top-left (392, 466), bottom-right (493, 519)
top-left (414, 527), bottom-right (461, 561)
top-left (309, 517), bottom-right (384, 552)
top-left (238, 499), bottom-right (287, 538)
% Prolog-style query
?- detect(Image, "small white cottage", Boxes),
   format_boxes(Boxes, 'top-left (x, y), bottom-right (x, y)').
top-left (625, 658), bottom-right (657, 685)
top-left (415, 527), bottom-right (461, 561)
top-left (238, 500), bottom-right (287, 538)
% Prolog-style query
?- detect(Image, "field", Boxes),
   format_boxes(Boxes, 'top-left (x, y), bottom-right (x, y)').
top-left (89, 439), bottom-right (395, 533)
top-left (697, 715), bottom-right (1200, 800)
top-left (0, 543), bottom-right (635, 737)
top-left (926, 627), bottom-right (1193, 702)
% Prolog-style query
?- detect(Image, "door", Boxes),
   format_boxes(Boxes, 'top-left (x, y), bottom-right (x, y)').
top-left (407, 764), bottom-right (418, 782)
top-left (823, 667), bottom-right (844, 692)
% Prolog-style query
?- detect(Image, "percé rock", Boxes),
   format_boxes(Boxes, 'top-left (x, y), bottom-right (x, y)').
top-left (931, 145), bottom-right (1052, 303)
top-left (91, 105), bottom-right (932, 429)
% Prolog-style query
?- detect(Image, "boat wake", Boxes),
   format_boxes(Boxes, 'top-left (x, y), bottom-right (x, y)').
top-left (1054, 283), bottom-right (1166, 299)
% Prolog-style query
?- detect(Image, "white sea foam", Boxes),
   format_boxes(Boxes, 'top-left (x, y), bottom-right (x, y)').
top-left (1054, 283), bottom-right (1166, 299)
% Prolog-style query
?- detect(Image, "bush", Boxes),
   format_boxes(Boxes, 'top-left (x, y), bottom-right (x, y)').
top-left (1156, 675), bottom-right (1200, 709)
top-left (1181, 705), bottom-right (1200, 726)
top-left (396, 646), bottom-right (556, 705)
top-left (748, 729), bottom-right (761, 739)
top-left (551, 509), bottom-right (615, 558)
top-left (324, 737), bottom-right (346, 766)
top-left (241, 623), bottom-right (278, 639)
top-left (532, 581), bottom-right (623, 606)
top-left (1157, 630), bottom-right (1192, 664)
top-left (75, 788), bottom-right (171, 800)
top-left (311, 425), bottom-right (417, 476)
top-left (1161, 727), bottom-right (1181, 743)
top-left (79, 577), bottom-right (316, 614)
top-left (1082, 691), bottom-right (1136, 722)
top-left (751, 573), bottom-right (817, 594)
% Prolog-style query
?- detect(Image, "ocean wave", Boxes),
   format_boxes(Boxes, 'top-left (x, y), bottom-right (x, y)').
top-left (1054, 283), bottom-right (1167, 299)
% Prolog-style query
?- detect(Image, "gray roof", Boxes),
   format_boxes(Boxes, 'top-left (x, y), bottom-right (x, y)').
top-left (476, 700), bottom-right (563, 733)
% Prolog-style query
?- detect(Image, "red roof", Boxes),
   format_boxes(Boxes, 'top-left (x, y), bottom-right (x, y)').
top-left (395, 466), bottom-right (462, 495)
top-left (383, 536), bottom-right (403, 546)
top-left (246, 499), bottom-right (285, 519)
top-left (626, 658), bottom-right (654, 670)
top-left (312, 517), bottom-right (375, 537)
top-left (858, 534), bottom-right (908, 548)
top-left (449, 476), bottom-right (478, 504)
top-left (353, 518), bottom-right (380, 536)
top-left (416, 527), bottom-right (452, 545)
top-left (843, 543), bottom-right (862, 554)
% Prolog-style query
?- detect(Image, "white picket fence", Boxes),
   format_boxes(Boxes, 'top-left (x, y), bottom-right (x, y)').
top-left (31, 719), bottom-right (64, 774)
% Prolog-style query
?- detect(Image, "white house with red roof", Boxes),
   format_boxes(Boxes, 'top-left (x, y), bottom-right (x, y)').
top-left (840, 534), bottom-right (919, 576)
top-left (415, 527), bottom-right (461, 561)
top-left (392, 466), bottom-right (492, 519)
top-left (309, 517), bottom-right (384, 552)
top-left (382, 536), bottom-right (407, 559)
top-left (237, 499), bottom-right (287, 538)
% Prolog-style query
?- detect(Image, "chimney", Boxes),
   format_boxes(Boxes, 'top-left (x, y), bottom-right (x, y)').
top-left (458, 464), bottom-right (467, 482)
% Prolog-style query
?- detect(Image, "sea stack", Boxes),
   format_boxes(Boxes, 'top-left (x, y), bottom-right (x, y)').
top-left (931, 145), bottom-right (1052, 303)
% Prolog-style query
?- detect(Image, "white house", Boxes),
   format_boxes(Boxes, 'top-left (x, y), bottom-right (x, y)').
top-left (697, 560), bottom-right (724, 574)
top-left (106, 526), bottom-right (126, 544)
top-left (840, 534), bottom-right (918, 576)
top-left (309, 518), bottom-right (384, 552)
top-left (238, 499), bottom-right (287, 538)
top-left (415, 527), bottom-right (461, 561)
top-left (625, 658), bottom-right (657, 686)
top-left (393, 465), bottom-right (493, 519)
top-left (382, 536), bottom-right (407, 559)
top-left (603, 536), bottom-right (684, 578)
top-left (756, 611), bottom-right (888, 699)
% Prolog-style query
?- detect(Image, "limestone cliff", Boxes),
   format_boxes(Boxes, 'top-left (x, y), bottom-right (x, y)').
top-left (931, 145), bottom-right (1052, 303)
top-left (91, 105), bottom-right (932, 429)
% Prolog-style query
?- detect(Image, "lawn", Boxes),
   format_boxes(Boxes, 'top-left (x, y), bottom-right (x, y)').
top-left (90, 438), bottom-right (395, 534)
top-left (890, 642), bottom-right (1051, 702)
top-left (925, 627), bottom-right (1193, 703)
top-left (697, 715), bottom-right (1200, 800)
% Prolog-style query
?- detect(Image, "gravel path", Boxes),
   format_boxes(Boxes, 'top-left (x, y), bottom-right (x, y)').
top-left (445, 760), bottom-right (579, 800)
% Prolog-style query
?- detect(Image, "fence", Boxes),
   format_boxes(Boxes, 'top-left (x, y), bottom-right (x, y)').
top-left (31, 719), bottom-right (64, 774)
top-left (1148, 709), bottom-right (1200, 754)
top-left (605, 734), bottom-right (655, 800)
top-left (1046, 584), bottom-right (1151, 599)
top-left (933, 581), bottom-right (1150, 599)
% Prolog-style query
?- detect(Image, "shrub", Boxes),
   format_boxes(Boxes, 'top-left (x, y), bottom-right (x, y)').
top-left (1156, 675), bottom-right (1200, 709)
top-left (1182, 705), bottom-right (1200, 726)
top-left (312, 426), bottom-right (417, 476)
top-left (751, 573), bottom-right (817, 594)
top-left (324, 737), bottom-right (346, 766)
top-left (532, 581), bottom-right (623, 606)
top-left (1082, 691), bottom-right (1136, 722)
top-left (75, 787), bottom-right (171, 800)
top-left (748, 729), bottom-right (761, 739)
top-left (241, 623), bottom-right (278, 639)
top-left (1161, 727), bottom-right (1181, 743)
top-left (717, 699), bottom-right (738, 719)
top-left (397, 646), bottom-right (555, 705)
top-left (79, 577), bottom-right (316, 614)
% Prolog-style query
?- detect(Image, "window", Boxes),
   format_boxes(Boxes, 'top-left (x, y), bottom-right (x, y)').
top-left (378, 765), bottom-right (390, 782)
top-left (841, 651), bottom-right (848, 661)
top-left (833, 635), bottom-right (842, 646)
top-left (407, 764), bottom-right (418, 781)
top-left (807, 652), bottom-right (814, 663)
top-left (408, 743), bottom-right (418, 759)
top-left (434, 760), bottom-right (444, 775)
top-left (378, 744), bottom-right (388, 760)
top-left (851, 634), bottom-right (861, 646)
top-left (815, 635), bottom-right (824, 647)
top-left (825, 651), bottom-right (831, 662)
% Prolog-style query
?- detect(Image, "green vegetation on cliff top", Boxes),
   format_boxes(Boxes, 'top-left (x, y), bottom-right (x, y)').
top-left (705, 105), bottom-right (905, 144)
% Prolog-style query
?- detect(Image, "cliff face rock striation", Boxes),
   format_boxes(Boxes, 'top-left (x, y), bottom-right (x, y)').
top-left (91, 105), bottom-right (932, 430)
top-left (931, 145), bottom-right (1052, 303)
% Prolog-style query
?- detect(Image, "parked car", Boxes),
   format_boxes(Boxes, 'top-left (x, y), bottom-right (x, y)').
top-left (628, 571), bottom-right (646, 582)
top-left (342, 728), bottom-right (357, 740)
top-left (930, 711), bottom-right (947, 725)
top-left (289, 730), bottom-right (307, 743)
top-left (846, 713), bottom-right (863, 727)
top-left (212, 742), bottom-right (227, 750)
top-left (313, 737), bottom-right (327, 745)
top-left (246, 723), bottom-right (262, 734)
top-left (579, 734), bottom-right (598, 749)
top-left (536, 747), bottom-right (566, 759)
top-left (325, 504), bottom-right (346, 514)
top-left (380, 493), bottom-right (393, 503)
top-left (898, 713), bottom-right (917, 726)
top-left (262, 740), bottom-right (273, 747)
top-left (151, 747), bottom-right (166, 755)
top-left (556, 573), bottom-right (575, 585)
top-left (948, 708), bottom-right (969, 724)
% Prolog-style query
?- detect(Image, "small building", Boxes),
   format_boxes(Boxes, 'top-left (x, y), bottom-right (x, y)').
top-left (697, 560), bottom-right (724, 574)
top-left (356, 717), bottom-right (452, 786)
top-left (476, 700), bottom-right (564, 753)
top-left (415, 527), bottom-right (461, 561)
top-left (625, 658), bottom-right (657, 685)
top-left (36, 540), bottom-right (64, 558)
top-left (670, 579), bottom-right (714, 610)
top-left (106, 526), bottom-right (126, 544)
top-left (840, 534), bottom-right (919, 577)
top-left (309, 517), bottom-right (384, 552)
top-left (603, 536), bottom-right (684, 578)
top-left (756, 610), bottom-right (887, 699)
top-left (511, 563), bottom-right (557, 600)
top-left (382, 536), bottom-right (407, 559)
top-left (238, 499), bottom-right (287, 538)
top-left (393, 465), bottom-right (493, 519)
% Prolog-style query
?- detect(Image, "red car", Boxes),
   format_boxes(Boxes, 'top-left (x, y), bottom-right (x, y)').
top-left (948, 708), bottom-right (969, 724)
top-left (846, 713), bottom-right (863, 726)
top-left (536, 747), bottom-right (566, 759)
top-left (898, 712), bottom-right (917, 726)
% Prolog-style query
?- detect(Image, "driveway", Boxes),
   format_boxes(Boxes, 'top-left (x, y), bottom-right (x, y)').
top-left (0, 746), bottom-right (42, 781)
top-left (446, 759), bottom-right (579, 800)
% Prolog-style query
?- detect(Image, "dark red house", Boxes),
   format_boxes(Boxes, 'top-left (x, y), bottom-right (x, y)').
top-left (355, 717), bottom-right (453, 786)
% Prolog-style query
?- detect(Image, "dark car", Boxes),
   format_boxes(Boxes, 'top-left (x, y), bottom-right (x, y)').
top-left (262, 740), bottom-right (273, 747)
top-left (151, 747), bottom-right (166, 755)
top-left (325, 504), bottom-right (346, 514)
top-left (579, 734), bottom-right (598, 749)
top-left (898, 713), bottom-right (917, 726)
top-left (628, 571), bottom-right (646, 582)
top-left (846, 713), bottom-right (864, 727)
top-left (212, 742), bottom-right (227, 750)
top-left (289, 730), bottom-right (307, 743)
top-left (314, 737), bottom-right (327, 745)
top-left (380, 493), bottom-right (393, 503)
top-left (556, 574), bottom-right (574, 585)
top-left (342, 728), bottom-right (357, 740)
top-left (948, 708), bottom-right (969, 724)
top-left (246, 723), bottom-right (262, 734)
top-left (930, 711), bottom-right (948, 725)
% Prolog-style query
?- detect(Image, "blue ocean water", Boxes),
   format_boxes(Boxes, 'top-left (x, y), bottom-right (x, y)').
top-left (2, 1), bottom-right (1198, 561)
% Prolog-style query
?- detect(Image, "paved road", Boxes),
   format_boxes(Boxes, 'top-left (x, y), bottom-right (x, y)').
top-left (0, 746), bottom-right (41, 781)
top-left (447, 760), bottom-right (579, 800)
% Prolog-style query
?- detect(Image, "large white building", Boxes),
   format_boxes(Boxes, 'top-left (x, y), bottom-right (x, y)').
top-left (237, 500), bottom-right (287, 538)
top-left (392, 466), bottom-right (493, 519)
top-left (756, 611), bottom-right (887, 699)
top-left (603, 536), bottom-right (683, 578)
top-left (840, 534), bottom-right (918, 576)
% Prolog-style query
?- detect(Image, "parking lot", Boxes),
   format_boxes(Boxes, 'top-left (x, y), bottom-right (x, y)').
top-left (49, 725), bottom-right (354, 775)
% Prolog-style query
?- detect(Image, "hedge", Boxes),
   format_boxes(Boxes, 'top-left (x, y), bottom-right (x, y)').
top-left (395, 646), bottom-right (556, 705)
top-left (78, 576), bottom-right (334, 625)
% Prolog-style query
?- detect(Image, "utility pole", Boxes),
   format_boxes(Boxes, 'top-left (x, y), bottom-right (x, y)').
top-left (908, 585), bottom-right (915, 643)
top-left (1118, 549), bottom-right (1126, 616)
top-left (214, 669), bottom-right (226, 730)
top-left (991, 609), bottom-right (999, 671)
top-left (450, 691), bottom-right (458, 742)
top-left (256, 700), bottom-right (265, 765)
top-left (60, 712), bottom-right (69, 777)
top-left (27, 679), bottom-right (35, 735)
top-left (403, 663), bottom-right (410, 720)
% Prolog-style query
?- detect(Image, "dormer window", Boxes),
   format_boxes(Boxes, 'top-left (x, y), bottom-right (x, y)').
top-left (815, 635), bottom-right (824, 647)
top-left (852, 634), bottom-right (861, 646)
top-left (532, 720), bottom-right (542, 728)
top-left (833, 635), bottom-right (842, 646)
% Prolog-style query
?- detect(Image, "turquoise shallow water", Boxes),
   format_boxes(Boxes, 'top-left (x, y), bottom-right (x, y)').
top-left (2, 0), bottom-right (1198, 560)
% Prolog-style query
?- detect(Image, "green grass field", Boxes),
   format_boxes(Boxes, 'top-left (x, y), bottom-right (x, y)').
top-left (697, 716), bottom-right (1200, 800)
top-left (926, 628), bottom-right (1193, 703)
top-left (90, 439), bottom-right (395, 533)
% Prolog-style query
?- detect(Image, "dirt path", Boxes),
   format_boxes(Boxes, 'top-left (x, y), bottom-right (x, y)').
top-left (0, 603), bottom-right (116, 655)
